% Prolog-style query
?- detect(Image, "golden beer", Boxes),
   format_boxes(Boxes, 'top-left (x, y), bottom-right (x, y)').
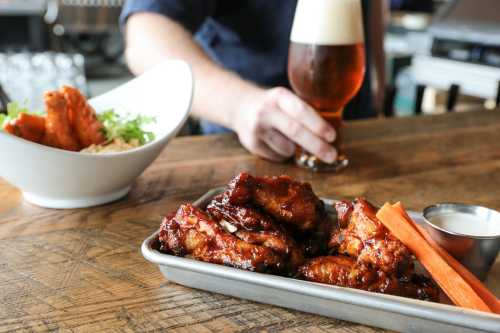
top-left (288, 0), bottom-right (366, 171)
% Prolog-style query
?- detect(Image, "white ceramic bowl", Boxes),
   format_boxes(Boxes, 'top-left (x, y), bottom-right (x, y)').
top-left (0, 60), bottom-right (193, 209)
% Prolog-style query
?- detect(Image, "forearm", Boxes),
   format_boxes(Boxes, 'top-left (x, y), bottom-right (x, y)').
top-left (124, 12), bottom-right (261, 129)
top-left (124, 12), bottom-right (337, 164)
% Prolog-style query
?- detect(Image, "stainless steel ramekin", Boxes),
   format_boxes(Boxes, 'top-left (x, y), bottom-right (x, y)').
top-left (422, 203), bottom-right (500, 281)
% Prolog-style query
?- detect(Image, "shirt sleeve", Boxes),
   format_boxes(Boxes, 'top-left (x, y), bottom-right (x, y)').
top-left (120, 0), bottom-right (218, 33)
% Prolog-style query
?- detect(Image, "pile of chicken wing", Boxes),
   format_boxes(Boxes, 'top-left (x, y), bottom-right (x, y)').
top-left (3, 86), bottom-right (105, 151)
top-left (157, 172), bottom-right (439, 301)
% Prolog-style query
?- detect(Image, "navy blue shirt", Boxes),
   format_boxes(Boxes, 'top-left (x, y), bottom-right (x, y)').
top-left (121, 0), bottom-right (375, 134)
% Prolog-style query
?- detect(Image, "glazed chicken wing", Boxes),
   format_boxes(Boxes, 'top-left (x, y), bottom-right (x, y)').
top-left (60, 85), bottom-right (106, 148)
top-left (329, 198), bottom-right (412, 273)
top-left (156, 173), bottom-right (441, 304)
top-left (207, 194), bottom-right (277, 231)
top-left (3, 112), bottom-right (46, 144)
top-left (299, 256), bottom-right (439, 301)
top-left (43, 91), bottom-right (81, 151)
top-left (224, 172), bottom-right (325, 232)
top-left (159, 204), bottom-right (286, 273)
top-left (207, 194), bottom-right (304, 273)
top-left (299, 213), bottom-right (338, 257)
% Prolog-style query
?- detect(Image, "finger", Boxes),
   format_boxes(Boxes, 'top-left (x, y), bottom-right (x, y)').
top-left (254, 140), bottom-right (288, 162)
top-left (260, 128), bottom-right (296, 158)
top-left (275, 88), bottom-right (336, 143)
top-left (266, 110), bottom-right (337, 164)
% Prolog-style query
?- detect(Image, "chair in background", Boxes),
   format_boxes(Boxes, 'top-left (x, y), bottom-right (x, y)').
top-left (413, 81), bottom-right (500, 115)
top-left (411, 0), bottom-right (500, 114)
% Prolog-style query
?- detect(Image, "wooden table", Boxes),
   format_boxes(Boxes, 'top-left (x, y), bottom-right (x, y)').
top-left (1, 110), bottom-right (499, 332)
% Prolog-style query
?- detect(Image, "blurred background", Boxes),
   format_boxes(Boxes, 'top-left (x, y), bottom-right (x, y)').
top-left (0, 0), bottom-right (499, 118)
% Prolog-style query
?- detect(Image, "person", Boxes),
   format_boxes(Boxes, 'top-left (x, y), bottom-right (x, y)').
top-left (121, 0), bottom-right (387, 163)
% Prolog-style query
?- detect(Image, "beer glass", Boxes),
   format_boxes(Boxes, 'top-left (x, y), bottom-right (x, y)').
top-left (288, 0), bottom-right (366, 172)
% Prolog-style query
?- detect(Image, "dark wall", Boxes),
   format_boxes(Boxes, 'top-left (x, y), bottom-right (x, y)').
top-left (0, 16), bottom-right (48, 51)
top-left (390, 0), bottom-right (434, 12)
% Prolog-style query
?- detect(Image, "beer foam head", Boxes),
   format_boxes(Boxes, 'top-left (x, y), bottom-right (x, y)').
top-left (291, 0), bottom-right (364, 45)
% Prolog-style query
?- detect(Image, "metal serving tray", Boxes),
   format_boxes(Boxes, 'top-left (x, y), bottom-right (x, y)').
top-left (142, 188), bottom-right (500, 333)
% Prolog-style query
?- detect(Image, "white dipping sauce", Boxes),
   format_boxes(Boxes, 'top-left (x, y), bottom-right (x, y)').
top-left (428, 212), bottom-right (500, 237)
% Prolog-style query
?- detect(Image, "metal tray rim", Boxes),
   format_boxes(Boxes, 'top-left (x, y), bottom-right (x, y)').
top-left (142, 188), bottom-right (500, 331)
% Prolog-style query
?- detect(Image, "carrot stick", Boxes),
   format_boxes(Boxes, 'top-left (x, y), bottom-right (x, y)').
top-left (376, 203), bottom-right (492, 313)
top-left (392, 202), bottom-right (500, 314)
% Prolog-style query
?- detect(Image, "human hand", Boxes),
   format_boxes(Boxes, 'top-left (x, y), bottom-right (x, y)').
top-left (232, 87), bottom-right (337, 163)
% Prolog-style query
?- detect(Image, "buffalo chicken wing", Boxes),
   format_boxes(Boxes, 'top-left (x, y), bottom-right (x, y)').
top-left (43, 91), bottom-right (81, 151)
top-left (60, 85), bottom-right (106, 147)
top-left (4, 112), bottom-right (46, 144)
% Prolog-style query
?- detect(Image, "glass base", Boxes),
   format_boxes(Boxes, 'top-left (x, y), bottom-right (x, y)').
top-left (295, 151), bottom-right (349, 172)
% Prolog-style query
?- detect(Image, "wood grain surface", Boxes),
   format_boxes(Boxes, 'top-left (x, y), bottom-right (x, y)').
top-left (1, 110), bottom-right (499, 332)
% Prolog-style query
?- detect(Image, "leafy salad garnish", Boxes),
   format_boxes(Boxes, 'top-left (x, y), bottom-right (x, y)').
top-left (0, 101), bottom-right (42, 128)
top-left (97, 109), bottom-right (156, 145)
